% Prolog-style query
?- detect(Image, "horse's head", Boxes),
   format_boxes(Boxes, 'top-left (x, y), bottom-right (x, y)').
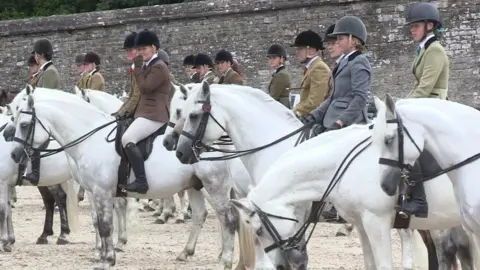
top-left (175, 82), bottom-right (227, 164)
top-left (10, 87), bottom-right (51, 163)
top-left (373, 94), bottom-right (425, 196)
top-left (231, 198), bottom-right (307, 270)
top-left (163, 83), bottom-right (194, 151)
top-left (3, 86), bottom-right (30, 142)
top-left (74, 86), bottom-right (90, 103)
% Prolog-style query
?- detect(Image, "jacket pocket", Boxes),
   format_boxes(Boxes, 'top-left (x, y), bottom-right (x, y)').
top-left (333, 100), bottom-right (349, 109)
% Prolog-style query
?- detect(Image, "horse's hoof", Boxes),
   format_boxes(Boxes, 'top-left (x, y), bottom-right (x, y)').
top-left (184, 213), bottom-right (191, 220)
top-left (143, 205), bottom-right (155, 212)
top-left (56, 237), bottom-right (69, 245)
top-left (114, 241), bottom-right (126, 252)
top-left (8, 237), bottom-right (15, 245)
top-left (175, 218), bottom-right (185, 224)
top-left (224, 262), bottom-right (233, 270)
top-left (176, 251), bottom-right (188, 261)
top-left (3, 244), bottom-right (12, 252)
top-left (335, 232), bottom-right (347, 237)
top-left (152, 211), bottom-right (162, 217)
top-left (36, 237), bottom-right (48, 244)
top-left (10, 204), bottom-right (15, 209)
top-left (154, 218), bottom-right (165, 224)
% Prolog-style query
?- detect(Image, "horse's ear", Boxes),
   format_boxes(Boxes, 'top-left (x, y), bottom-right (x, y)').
top-left (26, 84), bottom-right (33, 95)
top-left (27, 95), bottom-right (34, 108)
top-left (384, 93), bottom-right (395, 116)
top-left (179, 84), bottom-right (188, 98)
top-left (200, 81), bottom-right (210, 97)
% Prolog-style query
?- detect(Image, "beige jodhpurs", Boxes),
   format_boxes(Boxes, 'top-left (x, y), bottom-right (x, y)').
top-left (121, 117), bottom-right (165, 147)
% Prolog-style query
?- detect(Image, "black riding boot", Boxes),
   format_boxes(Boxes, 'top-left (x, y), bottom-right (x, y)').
top-left (321, 206), bottom-right (346, 223)
top-left (123, 143), bottom-right (149, 194)
top-left (23, 151), bottom-right (40, 186)
top-left (402, 182), bottom-right (428, 218)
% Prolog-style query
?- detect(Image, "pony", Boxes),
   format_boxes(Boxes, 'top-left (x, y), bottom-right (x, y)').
top-left (174, 82), bottom-right (464, 269)
top-left (8, 86), bottom-right (247, 269)
top-left (373, 94), bottom-right (480, 267)
top-left (73, 86), bottom-right (190, 224)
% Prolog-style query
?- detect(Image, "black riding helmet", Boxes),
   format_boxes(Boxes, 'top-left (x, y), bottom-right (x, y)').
top-left (215, 49), bottom-right (233, 64)
top-left (193, 53), bottom-right (214, 68)
top-left (183, 54), bottom-right (195, 66)
top-left (291, 30), bottom-right (324, 50)
top-left (32, 39), bottom-right (54, 60)
top-left (405, 2), bottom-right (442, 28)
top-left (84, 52), bottom-right (101, 66)
top-left (123, 32), bottom-right (137, 49)
top-left (267, 44), bottom-right (287, 60)
top-left (134, 29), bottom-right (160, 49)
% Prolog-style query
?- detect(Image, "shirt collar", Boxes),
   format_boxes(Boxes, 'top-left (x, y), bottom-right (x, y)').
top-left (144, 53), bottom-right (158, 67)
top-left (305, 56), bottom-right (319, 69)
top-left (335, 54), bottom-right (345, 64)
top-left (88, 68), bottom-right (98, 76)
top-left (223, 67), bottom-right (232, 76)
top-left (419, 34), bottom-right (435, 49)
top-left (38, 60), bottom-right (52, 71)
top-left (273, 64), bottom-right (284, 74)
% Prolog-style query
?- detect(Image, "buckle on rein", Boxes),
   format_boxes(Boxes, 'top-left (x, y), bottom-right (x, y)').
top-left (398, 168), bottom-right (414, 219)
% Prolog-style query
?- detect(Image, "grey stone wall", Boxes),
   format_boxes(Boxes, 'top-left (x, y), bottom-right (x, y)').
top-left (0, 0), bottom-right (479, 104)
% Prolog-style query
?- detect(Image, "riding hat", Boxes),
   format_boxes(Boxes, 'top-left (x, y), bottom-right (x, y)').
top-left (291, 30), bottom-right (324, 50)
top-left (134, 29), bottom-right (160, 49)
top-left (215, 49), bottom-right (233, 64)
top-left (267, 44), bottom-right (287, 59)
top-left (157, 49), bottom-right (170, 66)
top-left (183, 54), bottom-right (195, 66)
top-left (32, 39), bottom-right (54, 56)
top-left (84, 52), bottom-right (101, 65)
top-left (193, 53), bottom-right (214, 68)
top-left (123, 32), bottom-right (137, 49)
top-left (75, 54), bottom-right (85, 64)
top-left (328, 16), bottom-right (368, 45)
top-left (324, 24), bottom-right (336, 42)
top-left (405, 2), bottom-right (442, 28)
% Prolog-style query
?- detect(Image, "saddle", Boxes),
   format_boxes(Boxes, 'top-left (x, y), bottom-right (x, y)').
top-left (393, 150), bottom-right (442, 229)
top-left (114, 118), bottom-right (167, 197)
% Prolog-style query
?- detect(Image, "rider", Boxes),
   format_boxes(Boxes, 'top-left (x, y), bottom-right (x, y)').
top-left (79, 52), bottom-right (105, 91)
top-left (214, 49), bottom-right (243, 85)
top-left (398, 3), bottom-right (449, 218)
top-left (24, 38), bottom-right (61, 185)
top-left (120, 29), bottom-right (171, 194)
top-left (193, 53), bottom-right (218, 84)
top-left (74, 54), bottom-right (86, 87)
top-left (266, 44), bottom-right (292, 108)
top-left (301, 16), bottom-right (371, 221)
top-left (290, 30), bottom-right (330, 117)
top-left (183, 54), bottom-right (200, 83)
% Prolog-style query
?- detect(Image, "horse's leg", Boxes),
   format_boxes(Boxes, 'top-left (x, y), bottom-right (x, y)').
top-left (36, 186), bottom-right (55, 244)
top-left (397, 229), bottom-right (414, 270)
top-left (77, 186), bottom-right (85, 202)
top-left (178, 190), bottom-right (191, 220)
top-left (156, 196), bottom-right (175, 224)
top-left (0, 183), bottom-right (11, 252)
top-left (113, 197), bottom-right (128, 252)
top-left (143, 199), bottom-right (155, 212)
top-left (86, 191), bottom-right (102, 261)
top-left (176, 188), bottom-right (207, 261)
top-left (336, 223), bottom-right (354, 237)
top-left (92, 193), bottom-right (115, 268)
top-left (153, 198), bottom-right (164, 217)
top-left (354, 222), bottom-right (375, 269)
top-left (47, 185), bottom-right (71, 245)
top-left (9, 186), bottom-right (16, 208)
top-left (361, 212), bottom-right (393, 269)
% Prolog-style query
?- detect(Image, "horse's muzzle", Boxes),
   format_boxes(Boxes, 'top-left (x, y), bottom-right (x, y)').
top-left (175, 143), bottom-right (197, 165)
top-left (162, 133), bottom-right (177, 151)
top-left (3, 125), bottom-right (15, 142)
top-left (10, 147), bottom-right (25, 163)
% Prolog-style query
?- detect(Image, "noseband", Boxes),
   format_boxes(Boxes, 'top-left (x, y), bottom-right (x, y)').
top-left (12, 108), bottom-right (51, 155)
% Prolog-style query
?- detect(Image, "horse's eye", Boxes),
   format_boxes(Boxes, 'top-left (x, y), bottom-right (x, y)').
top-left (176, 109), bottom-right (181, 118)
top-left (20, 122), bottom-right (29, 129)
top-left (385, 136), bottom-right (394, 145)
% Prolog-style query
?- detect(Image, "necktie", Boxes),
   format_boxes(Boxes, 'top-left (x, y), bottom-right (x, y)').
top-left (303, 67), bottom-right (308, 75)
top-left (416, 46), bottom-right (422, 55)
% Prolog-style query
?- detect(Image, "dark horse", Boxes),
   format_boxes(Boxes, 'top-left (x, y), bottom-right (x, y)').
top-left (0, 89), bottom-right (71, 245)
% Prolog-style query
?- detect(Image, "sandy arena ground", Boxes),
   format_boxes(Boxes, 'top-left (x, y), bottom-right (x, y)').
top-left (1, 186), bottom-right (405, 269)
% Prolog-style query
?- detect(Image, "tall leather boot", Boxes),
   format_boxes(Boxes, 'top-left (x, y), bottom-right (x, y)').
top-left (123, 143), bottom-right (149, 194)
top-left (402, 182), bottom-right (428, 218)
top-left (23, 150), bottom-right (40, 186)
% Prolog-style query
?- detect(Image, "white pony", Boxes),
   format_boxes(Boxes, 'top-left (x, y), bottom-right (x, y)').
top-left (73, 86), bottom-right (190, 224)
top-left (174, 83), bottom-right (462, 269)
top-left (8, 86), bottom-right (247, 269)
top-left (373, 94), bottom-right (480, 267)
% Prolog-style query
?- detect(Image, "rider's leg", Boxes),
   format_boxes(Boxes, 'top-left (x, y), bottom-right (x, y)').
top-left (23, 150), bottom-right (41, 185)
top-left (121, 117), bottom-right (164, 194)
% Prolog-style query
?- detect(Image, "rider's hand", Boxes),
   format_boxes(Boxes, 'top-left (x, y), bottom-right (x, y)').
top-left (325, 122), bottom-right (342, 131)
top-left (299, 114), bottom-right (316, 124)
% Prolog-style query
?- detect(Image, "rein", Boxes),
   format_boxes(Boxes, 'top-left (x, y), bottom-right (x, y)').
top-left (13, 108), bottom-right (118, 159)
top-left (379, 111), bottom-right (480, 182)
top-left (179, 94), bottom-right (313, 161)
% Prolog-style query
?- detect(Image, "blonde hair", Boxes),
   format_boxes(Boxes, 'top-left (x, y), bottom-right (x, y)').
top-left (350, 36), bottom-right (366, 52)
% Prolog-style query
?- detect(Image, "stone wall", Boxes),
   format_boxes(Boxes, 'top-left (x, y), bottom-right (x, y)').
top-left (0, 0), bottom-right (479, 104)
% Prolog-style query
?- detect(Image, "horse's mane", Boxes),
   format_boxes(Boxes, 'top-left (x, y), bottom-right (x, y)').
top-left (208, 84), bottom-right (299, 126)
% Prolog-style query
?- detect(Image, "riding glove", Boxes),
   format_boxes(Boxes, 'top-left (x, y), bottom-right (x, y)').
top-left (299, 114), bottom-right (316, 124)
top-left (325, 122), bottom-right (342, 132)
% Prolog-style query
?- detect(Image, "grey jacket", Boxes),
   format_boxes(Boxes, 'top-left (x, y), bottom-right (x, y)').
top-left (36, 63), bottom-right (61, 89)
top-left (311, 51), bottom-right (371, 128)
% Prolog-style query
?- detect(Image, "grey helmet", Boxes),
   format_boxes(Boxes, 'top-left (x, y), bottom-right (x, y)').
top-left (405, 2), bottom-right (442, 28)
top-left (267, 44), bottom-right (287, 59)
top-left (328, 16), bottom-right (367, 45)
top-left (157, 49), bottom-right (170, 66)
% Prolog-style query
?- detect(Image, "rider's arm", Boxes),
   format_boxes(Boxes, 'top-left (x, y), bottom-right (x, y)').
top-left (406, 46), bottom-right (446, 98)
top-left (133, 57), bottom-right (169, 94)
top-left (294, 61), bottom-right (330, 116)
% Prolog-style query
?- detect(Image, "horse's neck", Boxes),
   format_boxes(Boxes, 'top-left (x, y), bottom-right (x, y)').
top-left (89, 93), bottom-right (122, 113)
top-left (219, 99), bottom-right (302, 182)
top-left (38, 102), bottom-right (113, 161)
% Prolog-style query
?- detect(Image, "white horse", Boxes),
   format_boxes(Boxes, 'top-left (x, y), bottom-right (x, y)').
top-left (8, 86), bottom-right (245, 269)
top-left (173, 83), bottom-right (461, 269)
top-left (373, 94), bottom-right (480, 268)
top-left (73, 86), bottom-right (190, 224)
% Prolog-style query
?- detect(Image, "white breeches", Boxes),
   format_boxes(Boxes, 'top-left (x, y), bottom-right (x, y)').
top-left (122, 117), bottom-right (164, 147)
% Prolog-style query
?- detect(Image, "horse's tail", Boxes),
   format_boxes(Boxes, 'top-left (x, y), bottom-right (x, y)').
top-left (62, 178), bottom-right (80, 232)
top-left (231, 200), bottom-right (256, 269)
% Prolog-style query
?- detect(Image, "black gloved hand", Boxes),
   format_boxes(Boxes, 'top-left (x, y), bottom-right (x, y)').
top-left (299, 114), bottom-right (316, 125)
top-left (325, 122), bottom-right (342, 132)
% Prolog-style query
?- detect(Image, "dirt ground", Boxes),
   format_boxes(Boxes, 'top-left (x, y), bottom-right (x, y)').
top-left (1, 186), bottom-right (405, 269)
